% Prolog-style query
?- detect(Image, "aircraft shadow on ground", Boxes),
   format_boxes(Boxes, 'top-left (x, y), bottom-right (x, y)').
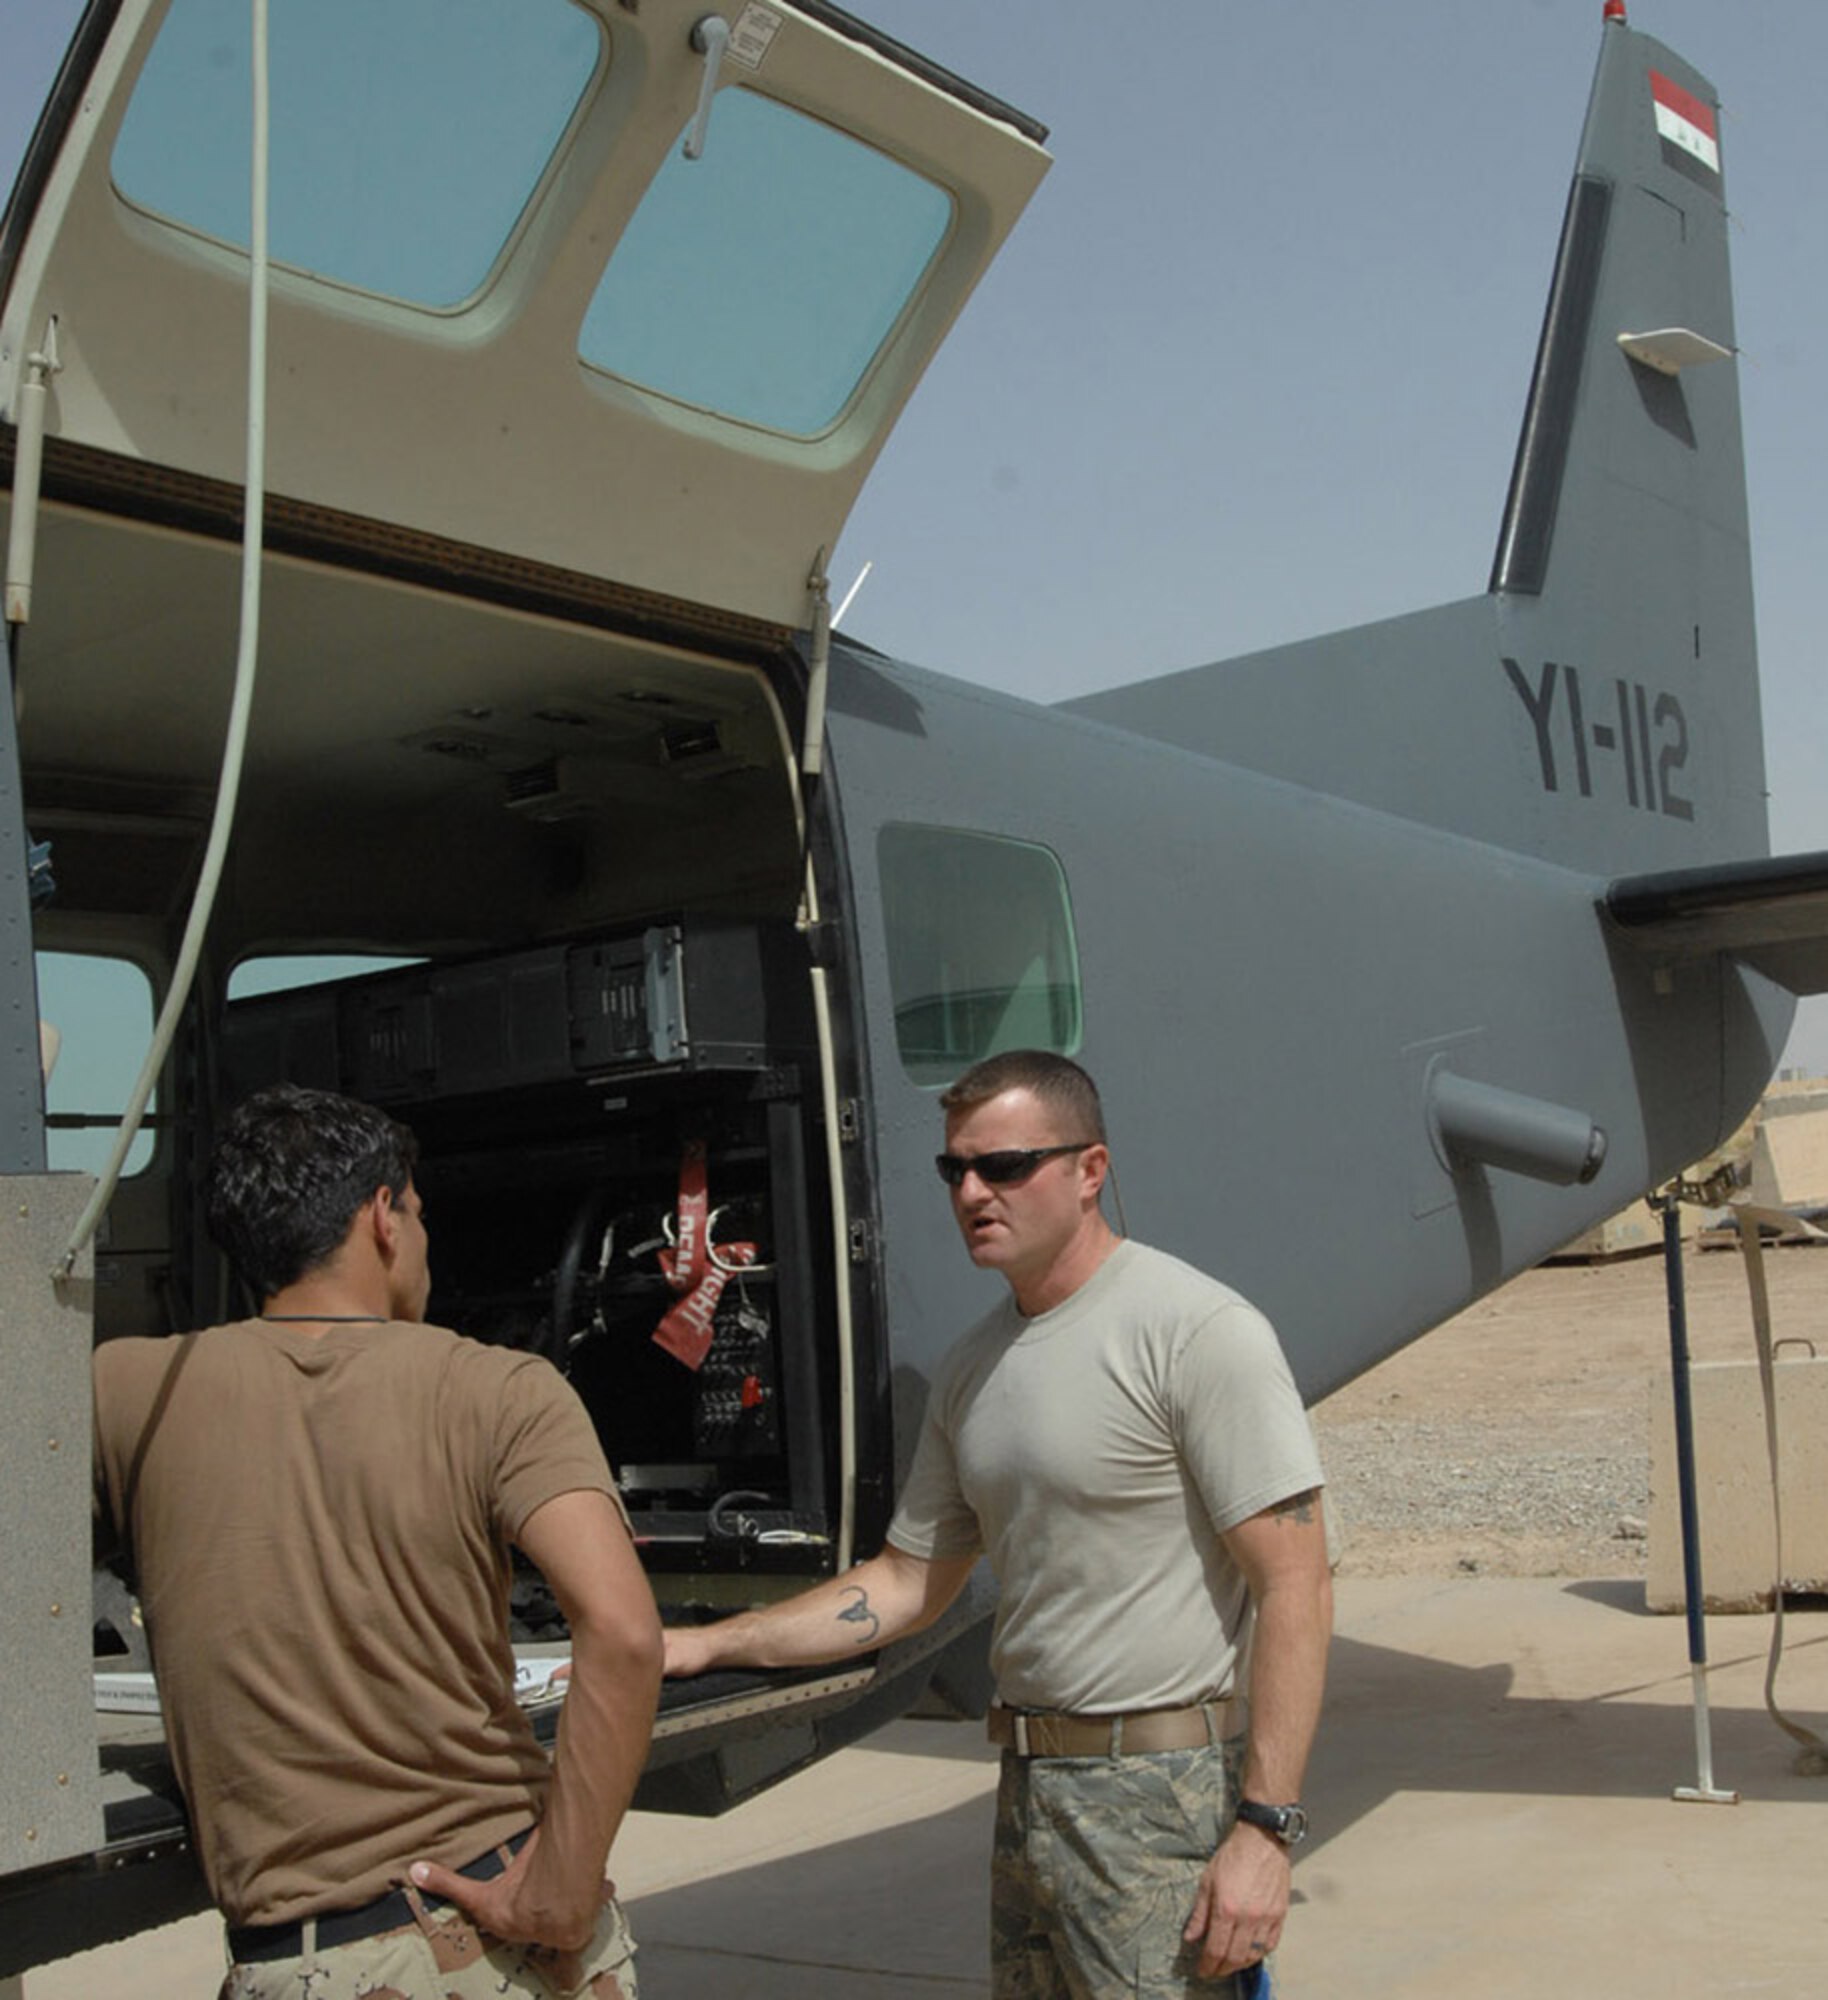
top-left (1309, 1610), bottom-right (1828, 1836)
top-left (868, 1584), bottom-right (1828, 1816)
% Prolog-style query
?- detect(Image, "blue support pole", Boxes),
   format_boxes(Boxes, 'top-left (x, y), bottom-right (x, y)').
top-left (1660, 1197), bottom-right (1736, 1803)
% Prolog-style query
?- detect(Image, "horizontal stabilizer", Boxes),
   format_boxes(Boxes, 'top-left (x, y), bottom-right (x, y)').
top-left (1604, 850), bottom-right (1828, 995)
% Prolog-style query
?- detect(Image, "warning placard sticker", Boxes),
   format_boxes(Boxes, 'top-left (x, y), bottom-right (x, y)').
top-left (727, 4), bottom-right (784, 71)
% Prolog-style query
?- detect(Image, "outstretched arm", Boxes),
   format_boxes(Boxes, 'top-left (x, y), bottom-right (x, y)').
top-left (412, 1488), bottom-right (663, 1954)
top-left (665, 1540), bottom-right (978, 1677)
top-left (1184, 1486), bottom-right (1332, 1980)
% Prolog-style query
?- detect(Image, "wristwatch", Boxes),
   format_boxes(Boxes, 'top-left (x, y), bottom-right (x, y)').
top-left (1235, 1798), bottom-right (1309, 1846)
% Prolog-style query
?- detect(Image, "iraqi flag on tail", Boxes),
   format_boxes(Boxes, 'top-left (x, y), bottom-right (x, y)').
top-left (1649, 70), bottom-right (1721, 193)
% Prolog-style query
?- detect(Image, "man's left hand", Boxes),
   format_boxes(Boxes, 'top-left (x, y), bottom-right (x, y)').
top-left (1181, 1821), bottom-right (1289, 1980)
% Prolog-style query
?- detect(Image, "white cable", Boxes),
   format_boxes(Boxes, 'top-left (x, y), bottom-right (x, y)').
top-left (60, 0), bottom-right (272, 1273)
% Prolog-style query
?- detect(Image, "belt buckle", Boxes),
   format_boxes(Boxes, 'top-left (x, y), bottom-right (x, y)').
top-left (1013, 1711), bottom-right (1031, 1757)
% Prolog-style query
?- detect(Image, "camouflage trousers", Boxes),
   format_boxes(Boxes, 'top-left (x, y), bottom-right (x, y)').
top-left (991, 1736), bottom-right (1266, 1999)
top-left (218, 1880), bottom-right (636, 2000)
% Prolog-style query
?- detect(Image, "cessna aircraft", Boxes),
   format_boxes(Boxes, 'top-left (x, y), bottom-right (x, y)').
top-left (4, 0), bottom-right (1826, 1974)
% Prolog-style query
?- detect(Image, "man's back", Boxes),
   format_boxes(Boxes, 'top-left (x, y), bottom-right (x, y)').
top-left (93, 1319), bottom-right (613, 1927)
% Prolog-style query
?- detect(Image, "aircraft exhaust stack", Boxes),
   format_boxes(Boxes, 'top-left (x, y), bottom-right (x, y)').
top-left (1426, 1064), bottom-right (1608, 1188)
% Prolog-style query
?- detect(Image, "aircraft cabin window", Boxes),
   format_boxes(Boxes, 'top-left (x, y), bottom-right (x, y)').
top-left (227, 954), bottom-right (425, 1002)
top-left (34, 952), bottom-right (158, 1177)
top-left (878, 825), bottom-right (1083, 1088)
top-left (111, 0), bottom-right (603, 308)
top-left (579, 87), bottom-right (954, 436)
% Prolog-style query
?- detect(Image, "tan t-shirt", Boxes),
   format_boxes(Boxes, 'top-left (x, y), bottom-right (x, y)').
top-left (92, 1318), bottom-right (617, 1926)
top-left (888, 1239), bottom-right (1324, 1713)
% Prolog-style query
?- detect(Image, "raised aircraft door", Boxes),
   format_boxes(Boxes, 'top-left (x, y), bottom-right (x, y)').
top-left (1, 0), bottom-right (1050, 630)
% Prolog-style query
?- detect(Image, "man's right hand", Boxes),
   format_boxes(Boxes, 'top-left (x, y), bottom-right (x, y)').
top-left (410, 1829), bottom-right (602, 1956)
top-left (662, 1625), bottom-right (720, 1677)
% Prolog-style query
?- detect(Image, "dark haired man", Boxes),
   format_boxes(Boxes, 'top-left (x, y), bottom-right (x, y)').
top-left (93, 1084), bottom-right (662, 1999)
top-left (666, 1051), bottom-right (1330, 1996)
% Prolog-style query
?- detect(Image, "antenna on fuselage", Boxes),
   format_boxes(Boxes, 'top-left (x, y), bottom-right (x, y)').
top-left (833, 561), bottom-right (873, 630)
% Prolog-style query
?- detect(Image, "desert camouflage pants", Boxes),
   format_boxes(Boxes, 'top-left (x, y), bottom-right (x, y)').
top-left (991, 1736), bottom-right (1266, 1999)
top-left (218, 1881), bottom-right (636, 2000)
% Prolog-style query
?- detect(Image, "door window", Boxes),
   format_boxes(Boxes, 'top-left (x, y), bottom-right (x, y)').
top-left (112, 0), bottom-right (603, 306)
top-left (580, 87), bottom-right (953, 435)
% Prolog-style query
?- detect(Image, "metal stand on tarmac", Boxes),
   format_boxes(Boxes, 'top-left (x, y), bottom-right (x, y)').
top-left (1650, 1189), bottom-right (1739, 1805)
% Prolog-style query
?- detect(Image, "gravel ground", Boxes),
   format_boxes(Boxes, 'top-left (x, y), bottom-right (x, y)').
top-left (1308, 1239), bottom-right (1827, 1579)
top-left (1315, 1409), bottom-right (1652, 1578)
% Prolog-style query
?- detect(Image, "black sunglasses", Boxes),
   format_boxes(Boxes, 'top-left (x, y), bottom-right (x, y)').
top-left (934, 1143), bottom-right (1096, 1188)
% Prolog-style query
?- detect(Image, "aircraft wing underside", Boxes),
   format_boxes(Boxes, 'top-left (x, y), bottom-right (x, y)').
top-left (1606, 848), bottom-right (1828, 995)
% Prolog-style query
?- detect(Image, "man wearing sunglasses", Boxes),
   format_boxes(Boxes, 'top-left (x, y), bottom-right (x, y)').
top-left (665, 1050), bottom-right (1330, 1996)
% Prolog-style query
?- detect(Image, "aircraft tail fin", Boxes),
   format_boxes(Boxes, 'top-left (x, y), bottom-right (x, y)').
top-left (1065, 14), bottom-right (1766, 881)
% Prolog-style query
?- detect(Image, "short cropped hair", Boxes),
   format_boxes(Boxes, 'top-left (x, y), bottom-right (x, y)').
top-left (207, 1084), bottom-right (419, 1300)
top-left (938, 1050), bottom-right (1107, 1145)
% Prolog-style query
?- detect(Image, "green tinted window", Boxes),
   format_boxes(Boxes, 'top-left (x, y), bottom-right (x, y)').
top-left (879, 825), bottom-right (1082, 1088)
top-left (580, 87), bottom-right (952, 435)
top-left (112, 0), bottom-right (602, 306)
top-left (35, 952), bottom-right (158, 1176)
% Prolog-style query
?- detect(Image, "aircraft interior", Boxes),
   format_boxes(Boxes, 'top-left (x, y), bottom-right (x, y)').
top-left (18, 491), bottom-right (850, 1596)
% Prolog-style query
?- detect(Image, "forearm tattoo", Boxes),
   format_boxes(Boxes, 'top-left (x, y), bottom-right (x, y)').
top-left (835, 1582), bottom-right (881, 1645)
top-left (1266, 1488), bottom-right (1320, 1526)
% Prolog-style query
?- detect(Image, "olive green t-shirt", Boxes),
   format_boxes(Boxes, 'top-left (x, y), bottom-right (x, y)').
top-left (92, 1319), bottom-right (617, 1926)
top-left (888, 1239), bottom-right (1323, 1713)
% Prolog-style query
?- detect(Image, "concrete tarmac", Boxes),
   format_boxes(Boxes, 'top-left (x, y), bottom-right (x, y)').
top-left (25, 1576), bottom-right (1828, 1997)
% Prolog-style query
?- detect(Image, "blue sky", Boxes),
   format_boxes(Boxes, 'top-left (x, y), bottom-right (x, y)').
top-left (7, 1), bottom-right (1827, 1070)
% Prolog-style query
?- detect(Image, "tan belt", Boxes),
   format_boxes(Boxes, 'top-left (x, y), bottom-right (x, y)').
top-left (987, 1698), bottom-right (1234, 1758)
